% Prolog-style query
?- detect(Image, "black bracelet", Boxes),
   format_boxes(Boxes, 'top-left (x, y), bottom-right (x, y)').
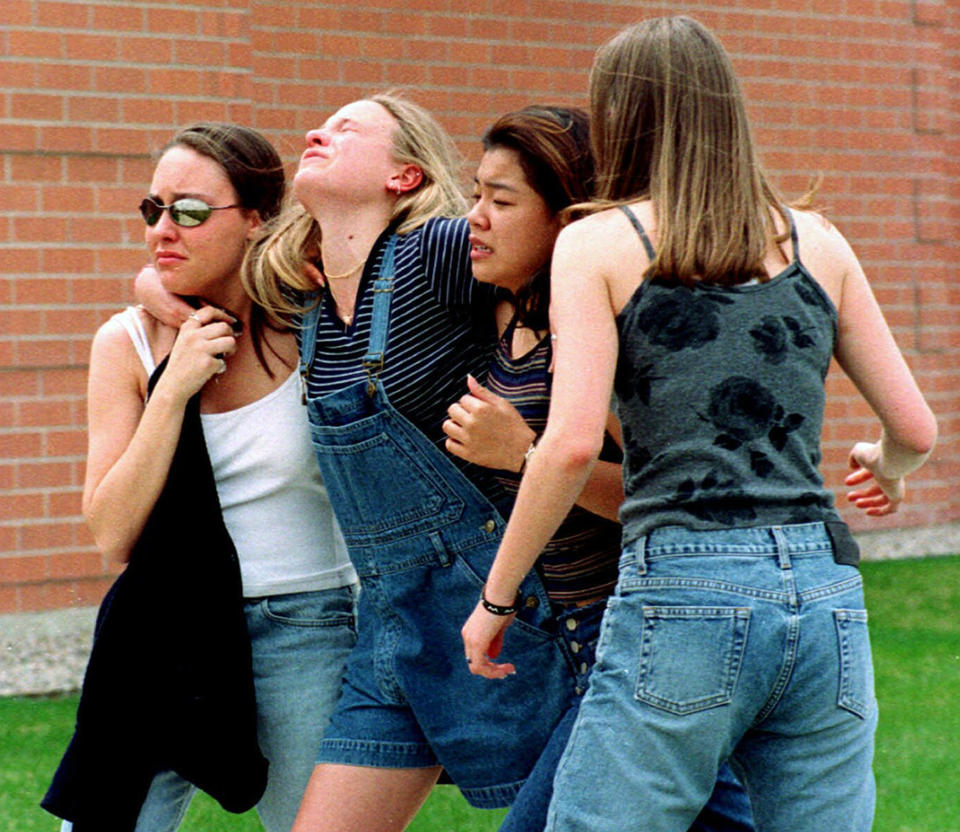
top-left (480, 585), bottom-right (521, 616)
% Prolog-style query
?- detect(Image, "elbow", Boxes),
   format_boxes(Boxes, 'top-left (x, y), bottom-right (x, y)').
top-left (542, 429), bottom-right (604, 475)
top-left (86, 512), bottom-right (133, 566)
top-left (898, 407), bottom-right (938, 458)
top-left (93, 532), bottom-right (133, 567)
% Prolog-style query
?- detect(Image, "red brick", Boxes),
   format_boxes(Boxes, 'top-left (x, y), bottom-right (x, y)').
top-left (0, 494), bottom-right (45, 522)
top-left (200, 9), bottom-right (248, 39)
top-left (0, 555), bottom-right (47, 584)
top-left (0, 522), bottom-right (16, 551)
top-left (49, 491), bottom-right (83, 519)
top-left (67, 575), bottom-right (116, 608)
top-left (20, 523), bottom-right (74, 552)
top-left (0, 587), bottom-right (21, 615)
top-left (144, 7), bottom-right (202, 35)
top-left (17, 398), bottom-right (74, 429)
top-left (3, 0), bottom-right (32, 26)
top-left (63, 32), bottom-right (120, 62)
top-left (46, 550), bottom-right (105, 580)
top-left (92, 3), bottom-right (146, 30)
top-left (46, 430), bottom-right (88, 457)
top-left (8, 29), bottom-right (63, 58)
top-left (11, 93), bottom-right (65, 121)
top-left (0, 0), bottom-right (957, 615)
top-left (0, 185), bottom-right (40, 212)
top-left (39, 248), bottom-right (97, 274)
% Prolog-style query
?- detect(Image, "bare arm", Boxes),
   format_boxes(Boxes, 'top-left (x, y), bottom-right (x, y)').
top-left (134, 264), bottom-right (196, 328)
top-left (461, 216), bottom-right (619, 677)
top-left (83, 307), bottom-right (238, 563)
top-left (824, 224), bottom-right (937, 514)
top-left (443, 375), bottom-right (623, 522)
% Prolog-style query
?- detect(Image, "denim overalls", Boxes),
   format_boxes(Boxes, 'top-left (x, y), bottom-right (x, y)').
top-left (298, 236), bottom-right (574, 808)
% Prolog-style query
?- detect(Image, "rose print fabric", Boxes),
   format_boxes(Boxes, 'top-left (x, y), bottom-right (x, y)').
top-left (614, 206), bottom-right (843, 545)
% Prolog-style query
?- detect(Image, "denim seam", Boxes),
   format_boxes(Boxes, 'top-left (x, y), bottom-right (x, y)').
top-left (619, 576), bottom-right (786, 603)
top-left (459, 777), bottom-right (525, 809)
top-left (755, 610), bottom-right (800, 724)
top-left (634, 606), bottom-right (750, 715)
top-left (798, 575), bottom-right (863, 605)
top-left (835, 609), bottom-right (871, 719)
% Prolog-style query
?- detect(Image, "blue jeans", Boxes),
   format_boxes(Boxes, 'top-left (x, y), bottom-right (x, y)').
top-left (501, 601), bottom-right (754, 832)
top-left (61, 585), bottom-right (357, 832)
top-left (546, 523), bottom-right (876, 832)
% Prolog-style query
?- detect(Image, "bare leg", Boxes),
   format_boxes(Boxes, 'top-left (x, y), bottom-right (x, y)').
top-left (291, 763), bottom-right (442, 832)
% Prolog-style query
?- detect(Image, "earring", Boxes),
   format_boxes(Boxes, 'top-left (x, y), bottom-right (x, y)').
top-left (393, 182), bottom-right (402, 196)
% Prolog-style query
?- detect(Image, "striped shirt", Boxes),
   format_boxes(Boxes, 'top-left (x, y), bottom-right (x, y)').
top-left (487, 314), bottom-right (621, 605)
top-left (301, 217), bottom-right (504, 506)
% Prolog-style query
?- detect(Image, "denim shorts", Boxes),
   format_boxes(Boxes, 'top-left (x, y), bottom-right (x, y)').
top-left (315, 533), bottom-right (574, 809)
top-left (547, 522), bottom-right (876, 832)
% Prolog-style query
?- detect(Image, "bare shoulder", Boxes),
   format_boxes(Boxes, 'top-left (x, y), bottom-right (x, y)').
top-left (791, 208), bottom-right (857, 265)
top-left (558, 202), bottom-right (652, 262)
top-left (90, 308), bottom-right (173, 396)
top-left (789, 208), bottom-right (861, 307)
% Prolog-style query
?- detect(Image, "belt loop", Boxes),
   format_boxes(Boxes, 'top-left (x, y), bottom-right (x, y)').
top-left (771, 525), bottom-right (791, 570)
top-left (636, 535), bottom-right (648, 576)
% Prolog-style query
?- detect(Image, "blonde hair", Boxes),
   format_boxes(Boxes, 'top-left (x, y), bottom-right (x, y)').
top-left (244, 93), bottom-right (467, 321)
top-left (588, 16), bottom-right (794, 286)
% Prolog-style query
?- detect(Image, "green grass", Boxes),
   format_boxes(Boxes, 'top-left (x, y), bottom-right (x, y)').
top-left (3, 555), bottom-right (958, 832)
top-left (861, 557), bottom-right (960, 832)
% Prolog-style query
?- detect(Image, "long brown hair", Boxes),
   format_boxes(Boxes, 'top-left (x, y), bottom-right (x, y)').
top-left (482, 105), bottom-right (593, 329)
top-left (589, 16), bottom-right (789, 286)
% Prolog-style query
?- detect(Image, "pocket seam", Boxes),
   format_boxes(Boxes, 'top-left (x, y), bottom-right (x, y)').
top-left (634, 605), bottom-right (750, 715)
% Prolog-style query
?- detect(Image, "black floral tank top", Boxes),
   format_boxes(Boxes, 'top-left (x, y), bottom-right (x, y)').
top-left (615, 206), bottom-right (844, 545)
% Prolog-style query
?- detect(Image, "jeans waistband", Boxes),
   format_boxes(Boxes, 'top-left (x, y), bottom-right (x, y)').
top-left (623, 522), bottom-right (839, 575)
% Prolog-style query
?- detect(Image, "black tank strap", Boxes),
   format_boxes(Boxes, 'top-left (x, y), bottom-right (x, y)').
top-left (618, 205), bottom-right (657, 261)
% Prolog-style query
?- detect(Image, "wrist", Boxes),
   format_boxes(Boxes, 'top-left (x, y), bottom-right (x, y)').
top-left (517, 437), bottom-right (538, 475)
top-left (480, 584), bottom-right (522, 616)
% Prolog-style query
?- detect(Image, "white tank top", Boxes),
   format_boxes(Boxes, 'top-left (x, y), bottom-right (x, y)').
top-left (115, 307), bottom-right (356, 597)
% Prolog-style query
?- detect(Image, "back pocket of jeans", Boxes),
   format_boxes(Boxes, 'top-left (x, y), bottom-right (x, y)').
top-left (834, 609), bottom-right (873, 719)
top-left (634, 606), bottom-right (750, 715)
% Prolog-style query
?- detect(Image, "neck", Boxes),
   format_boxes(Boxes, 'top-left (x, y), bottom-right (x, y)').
top-left (194, 277), bottom-right (253, 324)
top-left (312, 200), bottom-right (394, 277)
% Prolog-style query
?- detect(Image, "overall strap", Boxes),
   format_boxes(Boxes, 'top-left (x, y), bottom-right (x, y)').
top-left (618, 205), bottom-right (657, 261)
top-left (298, 295), bottom-right (322, 405)
top-left (297, 234), bottom-right (400, 402)
top-left (362, 234), bottom-right (398, 396)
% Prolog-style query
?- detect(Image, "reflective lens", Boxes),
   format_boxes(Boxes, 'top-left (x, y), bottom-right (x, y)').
top-left (139, 197), bottom-right (240, 227)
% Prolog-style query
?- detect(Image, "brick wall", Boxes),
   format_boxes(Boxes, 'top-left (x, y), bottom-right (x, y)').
top-left (2, 0), bottom-right (958, 613)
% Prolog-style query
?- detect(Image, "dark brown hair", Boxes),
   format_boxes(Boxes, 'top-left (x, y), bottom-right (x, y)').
top-left (165, 123), bottom-right (289, 373)
top-left (482, 105), bottom-right (593, 329)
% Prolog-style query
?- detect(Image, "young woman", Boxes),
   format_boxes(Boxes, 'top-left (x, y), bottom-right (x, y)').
top-left (46, 124), bottom-right (358, 832)
top-left (462, 17), bottom-right (937, 832)
top-left (245, 94), bottom-right (576, 832)
top-left (446, 105), bottom-right (753, 832)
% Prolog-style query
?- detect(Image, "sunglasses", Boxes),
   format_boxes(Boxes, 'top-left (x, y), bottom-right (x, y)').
top-left (139, 196), bottom-right (242, 227)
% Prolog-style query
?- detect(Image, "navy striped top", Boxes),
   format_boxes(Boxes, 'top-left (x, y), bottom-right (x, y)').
top-left (300, 217), bottom-right (504, 506)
